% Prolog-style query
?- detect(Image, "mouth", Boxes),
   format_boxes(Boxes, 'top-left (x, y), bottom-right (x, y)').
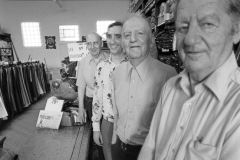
top-left (130, 46), bottom-right (140, 49)
top-left (110, 45), bottom-right (118, 49)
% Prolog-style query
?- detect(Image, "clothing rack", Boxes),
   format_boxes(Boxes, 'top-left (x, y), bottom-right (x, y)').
top-left (0, 61), bottom-right (50, 120)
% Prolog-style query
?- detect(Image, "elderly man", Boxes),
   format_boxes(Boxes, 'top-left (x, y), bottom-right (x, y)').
top-left (76, 32), bottom-right (108, 160)
top-left (111, 14), bottom-right (177, 160)
top-left (138, 0), bottom-right (240, 159)
top-left (92, 22), bottom-right (128, 160)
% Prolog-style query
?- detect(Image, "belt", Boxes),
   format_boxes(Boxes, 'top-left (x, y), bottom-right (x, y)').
top-left (85, 96), bottom-right (93, 100)
top-left (103, 115), bottom-right (114, 123)
top-left (118, 138), bottom-right (142, 151)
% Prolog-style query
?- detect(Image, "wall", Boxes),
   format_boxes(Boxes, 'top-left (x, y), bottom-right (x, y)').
top-left (0, 1), bottom-right (129, 69)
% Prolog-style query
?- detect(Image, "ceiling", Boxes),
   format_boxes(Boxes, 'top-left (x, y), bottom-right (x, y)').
top-left (5, 0), bottom-right (129, 1)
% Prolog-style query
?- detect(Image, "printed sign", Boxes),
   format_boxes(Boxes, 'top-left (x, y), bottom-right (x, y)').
top-left (67, 43), bottom-right (89, 61)
top-left (44, 96), bottom-right (64, 112)
top-left (36, 110), bottom-right (63, 129)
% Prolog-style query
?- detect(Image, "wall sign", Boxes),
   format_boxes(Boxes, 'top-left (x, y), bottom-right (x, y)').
top-left (67, 42), bottom-right (89, 61)
top-left (45, 36), bottom-right (56, 49)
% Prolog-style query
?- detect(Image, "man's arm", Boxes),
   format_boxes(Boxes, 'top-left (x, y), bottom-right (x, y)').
top-left (92, 65), bottom-right (104, 146)
top-left (138, 86), bottom-right (166, 160)
top-left (138, 146), bottom-right (155, 160)
top-left (220, 111), bottom-right (240, 160)
top-left (76, 61), bottom-right (87, 124)
top-left (111, 78), bottom-right (118, 144)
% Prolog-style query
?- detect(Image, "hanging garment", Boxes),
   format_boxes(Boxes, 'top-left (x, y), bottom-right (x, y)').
top-left (10, 66), bottom-right (22, 112)
top-left (22, 64), bottom-right (33, 103)
top-left (0, 90), bottom-right (8, 119)
top-left (12, 66), bottom-right (24, 108)
top-left (0, 68), bottom-right (13, 117)
top-left (42, 63), bottom-right (50, 93)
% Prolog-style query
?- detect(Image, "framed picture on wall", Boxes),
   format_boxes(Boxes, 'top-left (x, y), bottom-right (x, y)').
top-left (45, 36), bottom-right (56, 49)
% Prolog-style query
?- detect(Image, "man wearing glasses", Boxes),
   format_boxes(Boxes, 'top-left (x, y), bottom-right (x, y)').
top-left (77, 32), bottom-right (108, 160)
top-left (92, 22), bottom-right (128, 160)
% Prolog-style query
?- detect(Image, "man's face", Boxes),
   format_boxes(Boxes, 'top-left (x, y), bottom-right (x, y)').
top-left (86, 34), bottom-right (102, 58)
top-left (106, 26), bottom-right (123, 55)
top-left (176, 0), bottom-right (239, 79)
top-left (122, 16), bottom-right (151, 63)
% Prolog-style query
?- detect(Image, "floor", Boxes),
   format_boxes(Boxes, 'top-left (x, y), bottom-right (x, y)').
top-left (0, 92), bottom-right (100, 160)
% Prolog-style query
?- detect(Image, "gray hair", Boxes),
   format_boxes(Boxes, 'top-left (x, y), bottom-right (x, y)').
top-left (122, 13), bottom-right (152, 39)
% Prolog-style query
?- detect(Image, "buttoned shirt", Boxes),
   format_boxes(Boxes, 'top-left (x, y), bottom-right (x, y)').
top-left (142, 53), bottom-right (240, 160)
top-left (76, 53), bottom-right (108, 97)
top-left (112, 55), bottom-right (177, 145)
top-left (92, 55), bottom-right (129, 131)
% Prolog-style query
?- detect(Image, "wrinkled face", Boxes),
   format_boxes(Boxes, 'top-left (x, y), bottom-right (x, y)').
top-left (106, 26), bottom-right (123, 55)
top-left (176, 0), bottom-right (240, 80)
top-left (122, 16), bottom-right (152, 63)
top-left (86, 33), bottom-right (102, 58)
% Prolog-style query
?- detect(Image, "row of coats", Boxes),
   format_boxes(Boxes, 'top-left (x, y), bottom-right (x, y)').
top-left (0, 62), bottom-right (50, 119)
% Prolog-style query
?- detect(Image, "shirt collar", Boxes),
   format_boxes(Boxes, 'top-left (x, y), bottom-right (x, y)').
top-left (127, 55), bottom-right (153, 82)
top-left (89, 52), bottom-right (108, 65)
top-left (204, 53), bottom-right (237, 101)
top-left (178, 53), bottom-right (238, 101)
top-left (105, 54), bottom-right (129, 64)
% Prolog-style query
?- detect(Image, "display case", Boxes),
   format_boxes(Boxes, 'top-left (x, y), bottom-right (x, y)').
top-left (0, 33), bottom-right (14, 62)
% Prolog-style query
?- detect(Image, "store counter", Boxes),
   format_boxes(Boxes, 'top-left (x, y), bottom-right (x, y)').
top-left (18, 123), bottom-right (91, 160)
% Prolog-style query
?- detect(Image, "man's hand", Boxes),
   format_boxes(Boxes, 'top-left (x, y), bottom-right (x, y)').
top-left (111, 131), bottom-right (117, 144)
top-left (93, 131), bottom-right (103, 146)
top-left (78, 109), bottom-right (87, 124)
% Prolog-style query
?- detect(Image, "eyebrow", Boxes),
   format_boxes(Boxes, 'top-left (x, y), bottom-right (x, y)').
top-left (199, 13), bottom-right (220, 23)
top-left (107, 33), bottom-right (121, 35)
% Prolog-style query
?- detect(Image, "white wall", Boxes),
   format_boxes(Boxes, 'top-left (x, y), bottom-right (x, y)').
top-left (0, 1), bottom-right (129, 69)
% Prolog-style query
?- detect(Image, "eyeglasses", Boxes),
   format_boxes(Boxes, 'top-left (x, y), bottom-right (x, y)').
top-left (86, 42), bottom-right (100, 48)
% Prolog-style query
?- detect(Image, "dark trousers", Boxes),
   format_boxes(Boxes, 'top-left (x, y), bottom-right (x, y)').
top-left (111, 136), bottom-right (142, 160)
top-left (84, 96), bottom-right (105, 160)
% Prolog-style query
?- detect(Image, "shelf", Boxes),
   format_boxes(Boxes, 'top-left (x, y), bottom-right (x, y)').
top-left (157, 22), bottom-right (165, 27)
top-left (157, 18), bottom-right (175, 27)
top-left (132, 0), bottom-right (144, 13)
top-left (141, 0), bottom-right (155, 14)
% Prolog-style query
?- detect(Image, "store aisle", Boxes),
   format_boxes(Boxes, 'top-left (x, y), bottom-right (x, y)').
top-left (0, 92), bottom-right (100, 160)
top-left (0, 93), bottom-right (52, 154)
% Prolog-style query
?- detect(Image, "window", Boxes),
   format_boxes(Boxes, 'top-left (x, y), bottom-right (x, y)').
top-left (59, 25), bottom-right (79, 41)
top-left (21, 22), bottom-right (41, 47)
top-left (97, 21), bottom-right (115, 40)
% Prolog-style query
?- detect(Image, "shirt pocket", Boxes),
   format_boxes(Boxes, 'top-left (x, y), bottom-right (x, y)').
top-left (185, 139), bottom-right (218, 160)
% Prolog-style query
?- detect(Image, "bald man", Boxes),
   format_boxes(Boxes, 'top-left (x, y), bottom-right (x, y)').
top-left (76, 32), bottom-right (108, 160)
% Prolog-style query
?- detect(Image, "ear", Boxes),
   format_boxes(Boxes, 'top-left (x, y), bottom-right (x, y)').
top-left (150, 36), bottom-right (155, 49)
top-left (233, 22), bottom-right (240, 44)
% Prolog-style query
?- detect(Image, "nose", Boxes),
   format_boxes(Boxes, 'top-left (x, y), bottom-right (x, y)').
top-left (110, 37), bottom-right (116, 44)
top-left (184, 23), bottom-right (200, 47)
top-left (130, 32), bottom-right (137, 42)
